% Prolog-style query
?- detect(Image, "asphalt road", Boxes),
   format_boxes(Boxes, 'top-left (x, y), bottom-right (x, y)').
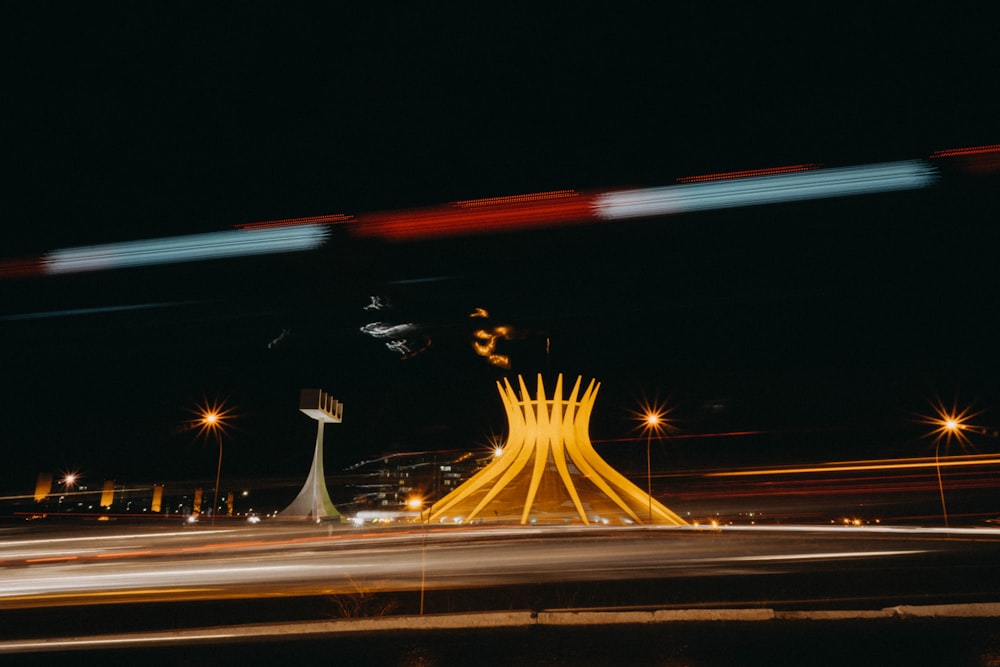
top-left (3, 522), bottom-right (1000, 664)
top-left (3, 522), bottom-right (999, 611)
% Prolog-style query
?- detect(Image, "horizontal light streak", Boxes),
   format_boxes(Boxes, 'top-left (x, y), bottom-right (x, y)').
top-left (727, 549), bottom-right (925, 562)
top-left (0, 155), bottom-right (952, 276)
top-left (594, 160), bottom-right (936, 220)
top-left (678, 473), bottom-right (998, 503)
top-left (0, 530), bottom-right (359, 568)
top-left (353, 190), bottom-right (595, 241)
top-left (44, 225), bottom-right (329, 275)
top-left (707, 455), bottom-right (1000, 477)
top-left (0, 529), bottom-right (236, 552)
top-left (234, 212), bottom-right (352, 230)
top-left (455, 189), bottom-right (580, 208)
top-left (712, 524), bottom-right (1000, 537)
top-left (0, 301), bottom-right (196, 322)
top-left (0, 256), bottom-right (44, 278)
top-left (677, 163), bottom-right (819, 183)
top-left (931, 144), bottom-right (1000, 158)
top-left (0, 630), bottom-right (244, 652)
top-left (931, 144), bottom-right (1000, 174)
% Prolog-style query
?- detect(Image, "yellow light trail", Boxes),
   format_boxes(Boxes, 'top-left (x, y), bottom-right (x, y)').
top-left (706, 454), bottom-right (1000, 477)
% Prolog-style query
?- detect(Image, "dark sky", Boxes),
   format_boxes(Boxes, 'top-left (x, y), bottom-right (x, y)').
top-left (2, 6), bottom-right (998, 491)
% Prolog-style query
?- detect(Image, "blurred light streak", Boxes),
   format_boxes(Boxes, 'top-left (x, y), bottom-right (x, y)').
top-left (0, 256), bottom-right (44, 278)
top-left (677, 163), bottom-right (819, 183)
top-left (43, 225), bottom-right (330, 275)
top-left (716, 524), bottom-right (1000, 537)
top-left (726, 549), bottom-right (925, 562)
top-left (594, 160), bottom-right (936, 220)
top-left (385, 275), bottom-right (458, 285)
top-left (707, 454), bottom-right (1000, 476)
top-left (682, 471), bottom-right (998, 500)
top-left (0, 153), bottom-right (970, 283)
top-left (931, 144), bottom-right (1000, 158)
top-left (0, 301), bottom-right (197, 322)
top-left (0, 156), bottom-right (953, 277)
top-left (94, 551), bottom-right (155, 559)
top-left (931, 144), bottom-right (1000, 174)
top-left (591, 429), bottom-right (772, 445)
top-left (0, 529), bottom-right (235, 548)
top-left (233, 212), bottom-right (352, 230)
top-left (353, 189), bottom-right (595, 241)
top-left (5, 523), bottom-right (1000, 609)
top-left (0, 632), bottom-right (243, 652)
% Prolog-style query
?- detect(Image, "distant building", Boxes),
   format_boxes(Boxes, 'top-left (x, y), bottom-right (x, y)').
top-left (339, 449), bottom-right (493, 521)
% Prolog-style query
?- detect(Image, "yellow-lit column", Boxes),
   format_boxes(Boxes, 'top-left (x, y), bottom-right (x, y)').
top-left (34, 473), bottom-right (52, 502)
top-left (151, 484), bottom-right (164, 513)
top-left (100, 480), bottom-right (116, 509)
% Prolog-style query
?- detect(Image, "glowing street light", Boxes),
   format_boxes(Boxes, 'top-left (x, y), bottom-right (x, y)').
top-left (190, 397), bottom-right (236, 526)
top-left (58, 472), bottom-right (78, 511)
top-left (407, 495), bottom-right (428, 615)
top-left (919, 399), bottom-right (981, 531)
top-left (634, 402), bottom-right (670, 524)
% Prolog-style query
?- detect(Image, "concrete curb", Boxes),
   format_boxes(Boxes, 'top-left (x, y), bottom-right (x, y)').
top-left (4, 603), bottom-right (1000, 653)
top-left (538, 608), bottom-right (776, 624)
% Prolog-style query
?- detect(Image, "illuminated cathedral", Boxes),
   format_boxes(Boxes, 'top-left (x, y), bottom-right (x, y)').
top-left (425, 374), bottom-right (687, 526)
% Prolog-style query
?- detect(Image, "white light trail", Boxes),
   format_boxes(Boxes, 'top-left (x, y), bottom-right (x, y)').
top-left (0, 563), bottom-right (338, 598)
top-left (0, 633), bottom-right (243, 652)
top-left (0, 529), bottom-right (237, 548)
top-left (701, 524), bottom-right (1000, 537)
top-left (44, 225), bottom-right (329, 275)
top-left (593, 160), bottom-right (937, 220)
top-left (0, 158), bottom-right (944, 278)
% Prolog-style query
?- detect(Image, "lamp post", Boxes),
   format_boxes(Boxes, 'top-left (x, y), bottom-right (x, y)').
top-left (206, 413), bottom-right (223, 526)
top-left (59, 473), bottom-right (77, 512)
top-left (407, 496), bottom-right (427, 614)
top-left (936, 420), bottom-right (955, 530)
top-left (640, 410), bottom-right (665, 525)
top-left (192, 398), bottom-right (234, 527)
top-left (921, 400), bottom-right (978, 532)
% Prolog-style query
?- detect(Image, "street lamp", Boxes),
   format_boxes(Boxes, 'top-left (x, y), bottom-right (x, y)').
top-left (636, 405), bottom-right (668, 525)
top-left (206, 412), bottom-right (224, 526)
top-left (920, 399), bottom-right (979, 531)
top-left (407, 495), bottom-right (428, 615)
top-left (484, 435), bottom-right (505, 461)
top-left (58, 472), bottom-right (78, 512)
top-left (191, 398), bottom-right (235, 526)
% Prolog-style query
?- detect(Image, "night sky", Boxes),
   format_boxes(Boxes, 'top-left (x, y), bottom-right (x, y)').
top-left (2, 7), bottom-right (997, 493)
